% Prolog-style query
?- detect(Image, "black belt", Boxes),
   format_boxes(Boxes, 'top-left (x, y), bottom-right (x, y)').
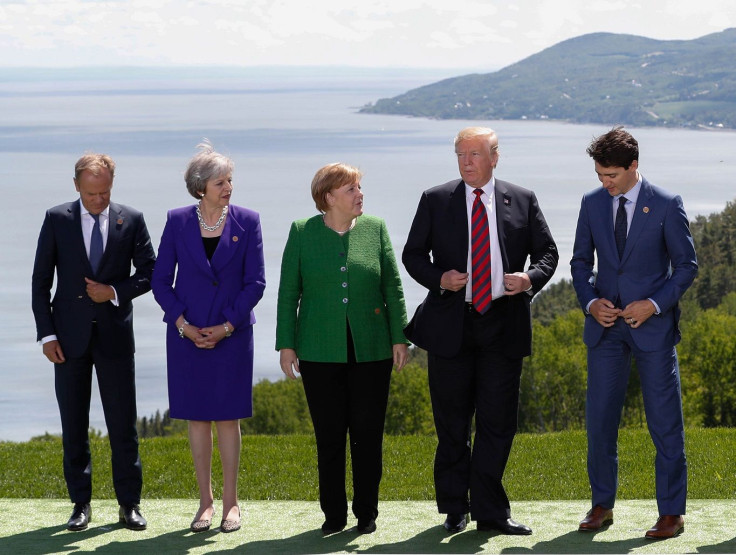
top-left (465, 296), bottom-right (509, 313)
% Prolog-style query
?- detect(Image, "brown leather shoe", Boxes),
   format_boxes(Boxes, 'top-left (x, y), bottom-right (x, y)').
top-left (645, 515), bottom-right (684, 539)
top-left (578, 505), bottom-right (613, 531)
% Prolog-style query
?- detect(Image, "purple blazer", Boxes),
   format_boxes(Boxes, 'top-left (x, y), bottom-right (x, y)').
top-left (151, 204), bottom-right (266, 420)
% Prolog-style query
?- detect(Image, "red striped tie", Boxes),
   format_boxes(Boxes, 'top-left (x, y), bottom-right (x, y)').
top-left (471, 189), bottom-right (492, 314)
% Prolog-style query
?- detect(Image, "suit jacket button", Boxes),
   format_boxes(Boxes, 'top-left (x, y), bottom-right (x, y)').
top-left (618, 270), bottom-right (623, 275)
top-left (343, 298), bottom-right (348, 304)
top-left (212, 281), bottom-right (218, 286)
top-left (342, 282), bottom-right (348, 288)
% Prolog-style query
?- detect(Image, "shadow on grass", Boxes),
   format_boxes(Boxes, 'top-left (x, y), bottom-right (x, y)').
top-left (500, 530), bottom-right (647, 554)
top-left (0, 521), bottom-right (214, 555)
top-left (232, 524), bottom-right (488, 554)
top-left (697, 535), bottom-right (736, 553)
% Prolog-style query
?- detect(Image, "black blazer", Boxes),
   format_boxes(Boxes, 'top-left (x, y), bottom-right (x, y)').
top-left (31, 200), bottom-right (156, 359)
top-left (403, 179), bottom-right (558, 358)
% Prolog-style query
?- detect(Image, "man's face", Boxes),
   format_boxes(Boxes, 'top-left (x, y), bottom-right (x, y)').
top-left (455, 136), bottom-right (498, 188)
top-left (595, 160), bottom-right (639, 197)
top-left (75, 168), bottom-right (113, 214)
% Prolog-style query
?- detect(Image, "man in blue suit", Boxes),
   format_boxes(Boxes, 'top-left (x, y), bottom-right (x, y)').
top-left (32, 153), bottom-right (155, 532)
top-left (571, 127), bottom-right (697, 540)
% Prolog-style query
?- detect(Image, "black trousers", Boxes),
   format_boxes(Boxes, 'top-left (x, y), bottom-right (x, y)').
top-left (300, 337), bottom-right (392, 523)
top-left (54, 324), bottom-right (142, 506)
top-left (428, 300), bottom-right (522, 521)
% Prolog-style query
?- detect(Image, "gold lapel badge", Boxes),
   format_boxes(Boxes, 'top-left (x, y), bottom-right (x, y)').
top-left (232, 236), bottom-right (239, 242)
top-left (643, 207), bottom-right (649, 214)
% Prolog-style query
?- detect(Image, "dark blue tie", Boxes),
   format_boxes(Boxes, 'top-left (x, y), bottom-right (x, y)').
top-left (614, 196), bottom-right (628, 259)
top-left (89, 213), bottom-right (103, 274)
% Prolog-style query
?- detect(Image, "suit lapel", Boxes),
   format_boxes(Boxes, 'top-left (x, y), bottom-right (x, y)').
top-left (593, 191), bottom-right (619, 260)
top-left (184, 206), bottom-right (217, 278)
top-left (100, 203), bottom-right (123, 271)
top-left (621, 179), bottom-right (654, 263)
top-left (494, 180), bottom-right (511, 271)
top-left (68, 201), bottom-right (93, 273)
top-left (450, 181), bottom-right (469, 270)
top-left (210, 209), bottom-right (245, 272)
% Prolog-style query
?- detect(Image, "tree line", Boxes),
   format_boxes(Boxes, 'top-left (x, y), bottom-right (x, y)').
top-left (138, 199), bottom-right (736, 438)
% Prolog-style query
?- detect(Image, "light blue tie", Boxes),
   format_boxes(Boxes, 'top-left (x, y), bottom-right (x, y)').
top-left (89, 213), bottom-right (103, 274)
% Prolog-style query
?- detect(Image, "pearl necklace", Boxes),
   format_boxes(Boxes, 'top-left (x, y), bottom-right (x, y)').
top-left (196, 202), bottom-right (228, 232)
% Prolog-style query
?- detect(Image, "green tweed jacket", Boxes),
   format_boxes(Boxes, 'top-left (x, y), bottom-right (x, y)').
top-left (276, 214), bottom-right (409, 363)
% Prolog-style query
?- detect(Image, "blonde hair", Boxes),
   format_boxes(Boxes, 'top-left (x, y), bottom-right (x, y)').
top-left (454, 127), bottom-right (499, 153)
top-left (74, 153), bottom-right (116, 181)
top-left (310, 163), bottom-right (363, 213)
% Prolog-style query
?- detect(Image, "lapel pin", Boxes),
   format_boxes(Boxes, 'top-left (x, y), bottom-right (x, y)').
top-left (503, 197), bottom-right (511, 205)
top-left (116, 218), bottom-right (124, 225)
top-left (643, 207), bottom-right (649, 214)
top-left (232, 236), bottom-right (239, 242)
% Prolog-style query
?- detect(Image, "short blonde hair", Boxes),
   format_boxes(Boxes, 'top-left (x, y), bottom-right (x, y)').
top-left (75, 153), bottom-right (116, 181)
top-left (454, 127), bottom-right (499, 153)
top-left (310, 163), bottom-right (363, 213)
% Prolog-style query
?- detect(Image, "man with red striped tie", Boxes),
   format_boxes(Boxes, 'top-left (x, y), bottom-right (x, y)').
top-left (403, 127), bottom-right (558, 535)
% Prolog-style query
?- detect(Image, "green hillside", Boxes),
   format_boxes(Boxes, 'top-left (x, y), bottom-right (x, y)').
top-left (360, 28), bottom-right (736, 129)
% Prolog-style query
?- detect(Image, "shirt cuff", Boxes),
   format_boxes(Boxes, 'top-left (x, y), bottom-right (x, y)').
top-left (648, 298), bottom-right (661, 314)
top-left (110, 286), bottom-right (119, 306)
top-left (40, 335), bottom-right (58, 345)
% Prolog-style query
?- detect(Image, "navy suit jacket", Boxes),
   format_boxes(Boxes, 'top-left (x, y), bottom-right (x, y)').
top-left (31, 200), bottom-right (156, 359)
top-left (571, 176), bottom-right (698, 351)
top-left (403, 179), bottom-right (558, 359)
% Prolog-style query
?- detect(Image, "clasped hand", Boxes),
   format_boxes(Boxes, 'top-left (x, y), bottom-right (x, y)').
top-left (590, 298), bottom-right (655, 329)
top-left (178, 317), bottom-right (230, 349)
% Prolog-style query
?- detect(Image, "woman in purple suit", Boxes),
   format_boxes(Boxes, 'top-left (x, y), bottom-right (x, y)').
top-left (151, 143), bottom-right (266, 533)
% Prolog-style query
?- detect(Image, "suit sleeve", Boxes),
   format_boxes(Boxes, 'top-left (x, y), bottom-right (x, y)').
top-left (151, 212), bottom-right (187, 325)
top-left (109, 212), bottom-right (156, 305)
top-left (379, 219), bottom-right (409, 345)
top-left (402, 191), bottom-right (445, 292)
top-left (31, 210), bottom-right (57, 340)
top-left (275, 221), bottom-right (302, 351)
top-left (524, 191), bottom-right (559, 294)
top-left (649, 195), bottom-right (698, 312)
top-left (570, 194), bottom-right (599, 310)
top-left (221, 213), bottom-right (266, 329)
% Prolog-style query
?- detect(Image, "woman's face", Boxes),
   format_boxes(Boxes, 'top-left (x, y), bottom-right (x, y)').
top-left (326, 181), bottom-right (363, 219)
top-left (201, 173), bottom-right (233, 208)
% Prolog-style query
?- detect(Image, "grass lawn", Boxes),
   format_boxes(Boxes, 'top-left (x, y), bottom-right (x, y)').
top-left (1, 429), bottom-right (734, 552)
top-left (0, 499), bottom-right (734, 553)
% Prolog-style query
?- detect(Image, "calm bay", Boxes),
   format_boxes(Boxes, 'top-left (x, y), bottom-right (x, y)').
top-left (1, 67), bottom-right (735, 441)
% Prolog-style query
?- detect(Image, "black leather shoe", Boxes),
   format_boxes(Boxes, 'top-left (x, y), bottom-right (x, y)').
top-left (477, 518), bottom-right (532, 535)
top-left (67, 503), bottom-right (91, 531)
top-left (443, 513), bottom-right (468, 533)
top-left (119, 504), bottom-right (147, 530)
top-left (357, 518), bottom-right (377, 534)
top-left (321, 519), bottom-right (346, 535)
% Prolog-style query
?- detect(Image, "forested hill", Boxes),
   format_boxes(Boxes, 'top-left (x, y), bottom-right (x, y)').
top-left (360, 29), bottom-right (736, 129)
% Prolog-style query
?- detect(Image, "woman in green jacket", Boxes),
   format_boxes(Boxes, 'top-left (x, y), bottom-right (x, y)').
top-left (276, 162), bottom-right (409, 536)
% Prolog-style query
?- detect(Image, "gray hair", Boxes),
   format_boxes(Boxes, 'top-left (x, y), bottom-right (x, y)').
top-left (184, 141), bottom-right (234, 199)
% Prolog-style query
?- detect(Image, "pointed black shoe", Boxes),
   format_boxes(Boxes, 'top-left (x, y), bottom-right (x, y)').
top-left (67, 502), bottom-right (91, 531)
top-left (321, 519), bottom-right (347, 535)
top-left (357, 518), bottom-right (377, 534)
top-left (119, 504), bottom-right (147, 530)
top-left (443, 513), bottom-right (468, 533)
top-left (477, 518), bottom-right (532, 535)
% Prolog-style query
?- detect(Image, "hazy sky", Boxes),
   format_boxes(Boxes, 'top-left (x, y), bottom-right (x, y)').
top-left (1, 0), bottom-right (733, 69)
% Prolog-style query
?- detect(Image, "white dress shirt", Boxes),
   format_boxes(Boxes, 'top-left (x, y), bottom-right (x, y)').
top-left (465, 179), bottom-right (505, 302)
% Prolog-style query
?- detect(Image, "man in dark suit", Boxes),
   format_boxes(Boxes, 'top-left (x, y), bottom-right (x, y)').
top-left (571, 127), bottom-right (697, 539)
top-left (403, 127), bottom-right (558, 534)
top-left (31, 153), bottom-right (156, 531)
